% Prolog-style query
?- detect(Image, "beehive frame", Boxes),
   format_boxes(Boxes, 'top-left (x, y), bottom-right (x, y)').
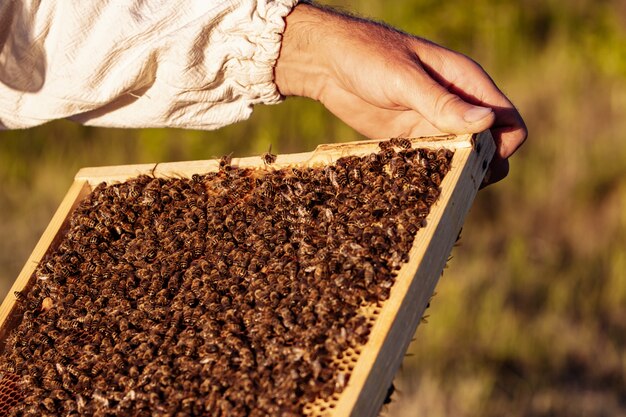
top-left (0, 131), bottom-right (494, 416)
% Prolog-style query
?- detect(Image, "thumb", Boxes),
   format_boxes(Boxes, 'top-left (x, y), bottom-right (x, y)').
top-left (404, 70), bottom-right (495, 134)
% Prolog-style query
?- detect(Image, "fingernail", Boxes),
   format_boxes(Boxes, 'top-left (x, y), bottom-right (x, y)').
top-left (463, 106), bottom-right (492, 123)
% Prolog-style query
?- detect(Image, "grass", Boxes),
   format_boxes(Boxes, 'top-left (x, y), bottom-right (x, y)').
top-left (1, 0), bottom-right (625, 415)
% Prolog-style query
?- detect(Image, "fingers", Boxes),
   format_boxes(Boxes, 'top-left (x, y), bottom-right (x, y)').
top-left (490, 108), bottom-right (527, 159)
top-left (399, 61), bottom-right (524, 186)
top-left (412, 45), bottom-right (528, 159)
top-left (481, 156), bottom-right (510, 188)
top-left (398, 65), bottom-right (496, 135)
top-left (445, 57), bottom-right (527, 159)
top-left (453, 75), bottom-right (527, 160)
top-left (319, 83), bottom-right (446, 138)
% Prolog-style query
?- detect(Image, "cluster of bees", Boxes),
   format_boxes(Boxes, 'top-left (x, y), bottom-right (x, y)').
top-left (0, 139), bottom-right (453, 416)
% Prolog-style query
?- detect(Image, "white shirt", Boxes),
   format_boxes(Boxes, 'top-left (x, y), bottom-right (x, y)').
top-left (0, 0), bottom-right (298, 130)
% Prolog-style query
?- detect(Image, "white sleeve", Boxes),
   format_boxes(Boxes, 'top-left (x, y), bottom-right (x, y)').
top-left (0, 0), bottom-right (298, 130)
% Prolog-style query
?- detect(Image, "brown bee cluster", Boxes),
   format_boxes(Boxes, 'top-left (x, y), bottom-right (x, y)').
top-left (0, 139), bottom-right (453, 416)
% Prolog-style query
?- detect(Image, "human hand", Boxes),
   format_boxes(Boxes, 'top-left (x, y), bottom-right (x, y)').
top-left (275, 3), bottom-right (527, 185)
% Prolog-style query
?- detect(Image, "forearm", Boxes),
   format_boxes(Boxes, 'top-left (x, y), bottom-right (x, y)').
top-left (274, 3), bottom-right (331, 99)
top-left (276, 3), bottom-right (419, 100)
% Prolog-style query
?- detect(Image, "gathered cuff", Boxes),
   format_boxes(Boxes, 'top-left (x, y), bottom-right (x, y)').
top-left (222, 0), bottom-right (300, 107)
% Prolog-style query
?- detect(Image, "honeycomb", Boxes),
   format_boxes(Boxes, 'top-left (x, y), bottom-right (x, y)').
top-left (0, 372), bottom-right (22, 415)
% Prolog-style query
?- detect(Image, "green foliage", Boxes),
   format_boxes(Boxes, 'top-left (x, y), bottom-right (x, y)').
top-left (1, 0), bottom-right (625, 415)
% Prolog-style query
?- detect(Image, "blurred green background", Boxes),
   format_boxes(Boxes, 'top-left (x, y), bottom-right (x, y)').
top-left (1, 0), bottom-right (625, 415)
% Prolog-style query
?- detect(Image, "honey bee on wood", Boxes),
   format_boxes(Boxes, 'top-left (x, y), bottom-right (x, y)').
top-left (261, 144), bottom-right (277, 166)
top-left (14, 290), bottom-right (26, 302)
top-left (219, 153), bottom-right (233, 172)
top-left (390, 137), bottom-right (412, 149)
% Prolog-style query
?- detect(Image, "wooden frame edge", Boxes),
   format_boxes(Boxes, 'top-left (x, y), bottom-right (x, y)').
top-left (74, 134), bottom-right (475, 186)
top-left (333, 130), bottom-right (495, 417)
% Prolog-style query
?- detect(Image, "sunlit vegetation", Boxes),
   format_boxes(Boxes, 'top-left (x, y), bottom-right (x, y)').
top-left (1, 0), bottom-right (625, 415)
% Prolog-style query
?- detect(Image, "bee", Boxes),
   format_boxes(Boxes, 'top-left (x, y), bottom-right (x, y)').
top-left (50, 389), bottom-right (69, 401)
top-left (390, 137), bottom-right (412, 149)
top-left (1, 359), bottom-right (18, 373)
top-left (291, 168), bottom-right (310, 181)
top-left (362, 152), bottom-right (381, 170)
top-left (333, 168), bottom-right (349, 188)
top-left (41, 397), bottom-right (57, 413)
top-left (42, 375), bottom-right (62, 390)
top-left (430, 172), bottom-right (442, 186)
top-left (348, 166), bottom-right (362, 183)
top-left (390, 155), bottom-right (408, 178)
top-left (434, 148), bottom-right (449, 159)
top-left (110, 353), bottom-right (126, 370)
top-left (259, 181), bottom-right (275, 199)
top-left (219, 153), bottom-right (233, 172)
top-left (261, 144), bottom-right (277, 166)
top-left (78, 215), bottom-right (97, 229)
top-left (379, 146), bottom-right (396, 163)
top-left (32, 332), bottom-right (52, 346)
top-left (414, 165), bottom-right (430, 179)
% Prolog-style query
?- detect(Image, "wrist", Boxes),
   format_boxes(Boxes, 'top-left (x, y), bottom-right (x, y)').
top-left (275, 3), bottom-right (333, 100)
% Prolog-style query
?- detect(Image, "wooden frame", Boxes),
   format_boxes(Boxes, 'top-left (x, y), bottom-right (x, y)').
top-left (0, 131), bottom-right (495, 416)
